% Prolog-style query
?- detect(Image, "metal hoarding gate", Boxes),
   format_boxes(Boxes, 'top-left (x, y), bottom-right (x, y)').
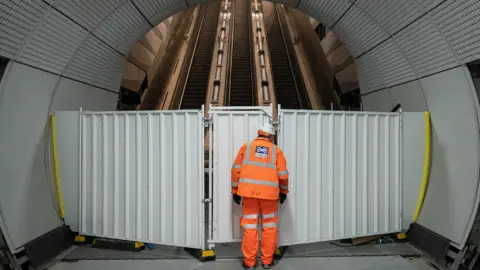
top-left (79, 110), bottom-right (205, 249)
top-left (277, 109), bottom-right (403, 246)
top-left (208, 107), bottom-right (403, 247)
top-left (208, 106), bottom-right (273, 243)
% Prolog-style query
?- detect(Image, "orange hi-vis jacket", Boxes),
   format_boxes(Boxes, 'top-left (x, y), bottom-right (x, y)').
top-left (231, 137), bottom-right (289, 200)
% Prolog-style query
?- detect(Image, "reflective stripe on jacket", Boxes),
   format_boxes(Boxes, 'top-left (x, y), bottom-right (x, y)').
top-left (231, 137), bottom-right (289, 200)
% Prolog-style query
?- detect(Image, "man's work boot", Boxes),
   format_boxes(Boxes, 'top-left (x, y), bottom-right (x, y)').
top-left (243, 262), bottom-right (255, 270)
top-left (262, 262), bottom-right (274, 269)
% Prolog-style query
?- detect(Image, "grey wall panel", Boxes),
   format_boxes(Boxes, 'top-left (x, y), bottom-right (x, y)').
top-left (355, 0), bottom-right (423, 35)
top-left (0, 0), bottom-right (49, 59)
top-left (50, 78), bottom-right (118, 112)
top-left (54, 0), bottom-right (128, 31)
top-left (297, 0), bottom-right (352, 28)
top-left (84, 89), bottom-right (118, 111)
top-left (401, 113), bottom-right (426, 229)
top-left (430, 0), bottom-right (480, 64)
top-left (361, 89), bottom-right (395, 112)
top-left (332, 5), bottom-right (388, 58)
top-left (54, 111), bottom-right (80, 232)
top-left (0, 63), bottom-right (62, 252)
top-left (18, 10), bottom-right (88, 74)
top-left (417, 66), bottom-right (480, 247)
top-left (93, 1), bottom-right (151, 55)
top-left (395, 16), bottom-right (458, 78)
top-left (389, 80), bottom-right (428, 112)
top-left (132, 0), bottom-right (187, 26)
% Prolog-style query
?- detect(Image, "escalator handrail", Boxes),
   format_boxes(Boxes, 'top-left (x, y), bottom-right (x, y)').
top-left (274, 4), bottom-right (311, 109)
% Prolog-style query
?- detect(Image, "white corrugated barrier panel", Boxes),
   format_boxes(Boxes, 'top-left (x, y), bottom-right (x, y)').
top-left (277, 110), bottom-right (402, 246)
top-left (209, 106), bottom-right (273, 243)
top-left (79, 110), bottom-right (205, 249)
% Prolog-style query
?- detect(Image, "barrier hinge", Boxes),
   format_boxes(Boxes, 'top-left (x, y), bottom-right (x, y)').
top-left (202, 117), bottom-right (212, 127)
top-left (202, 199), bottom-right (212, 203)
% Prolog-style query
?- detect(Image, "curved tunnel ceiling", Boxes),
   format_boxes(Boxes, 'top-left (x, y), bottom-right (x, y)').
top-left (1, 0), bottom-right (480, 251)
top-left (1, 0), bottom-right (479, 95)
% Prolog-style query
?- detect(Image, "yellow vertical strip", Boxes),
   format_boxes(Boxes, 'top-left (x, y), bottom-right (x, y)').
top-left (51, 114), bottom-right (65, 219)
top-left (412, 112), bottom-right (431, 222)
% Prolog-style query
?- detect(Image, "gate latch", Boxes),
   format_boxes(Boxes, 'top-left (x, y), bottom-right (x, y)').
top-left (202, 117), bottom-right (212, 127)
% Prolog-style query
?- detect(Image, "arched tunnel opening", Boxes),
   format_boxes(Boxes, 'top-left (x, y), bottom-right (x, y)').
top-left (117, 0), bottom-right (345, 112)
top-left (1, 0), bottom-right (480, 269)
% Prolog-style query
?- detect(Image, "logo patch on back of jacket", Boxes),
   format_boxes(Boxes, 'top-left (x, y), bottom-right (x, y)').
top-left (255, 146), bottom-right (269, 159)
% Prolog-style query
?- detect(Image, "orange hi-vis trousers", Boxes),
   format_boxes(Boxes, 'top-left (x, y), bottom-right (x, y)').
top-left (241, 197), bottom-right (279, 267)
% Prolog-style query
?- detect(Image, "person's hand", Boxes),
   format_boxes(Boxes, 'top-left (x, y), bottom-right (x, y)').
top-left (279, 193), bottom-right (287, 204)
top-left (233, 194), bottom-right (241, 205)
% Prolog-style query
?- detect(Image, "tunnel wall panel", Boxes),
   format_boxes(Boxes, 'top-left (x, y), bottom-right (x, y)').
top-left (388, 80), bottom-right (428, 112)
top-left (400, 113), bottom-right (426, 229)
top-left (361, 66), bottom-right (480, 248)
top-left (361, 89), bottom-right (395, 112)
top-left (0, 63), bottom-right (63, 252)
top-left (55, 111), bottom-right (81, 232)
top-left (50, 78), bottom-right (118, 112)
top-left (417, 66), bottom-right (480, 248)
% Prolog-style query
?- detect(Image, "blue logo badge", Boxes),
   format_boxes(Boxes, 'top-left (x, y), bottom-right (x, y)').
top-left (255, 146), bottom-right (269, 159)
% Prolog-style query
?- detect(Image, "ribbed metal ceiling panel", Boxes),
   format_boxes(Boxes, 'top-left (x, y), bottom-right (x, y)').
top-left (355, 54), bottom-right (385, 93)
top-left (371, 39), bottom-right (416, 87)
top-left (0, 0), bottom-right (49, 59)
top-left (54, 0), bottom-right (128, 31)
top-left (18, 10), bottom-right (88, 74)
top-left (63, 34), bottom-right (124, 91)
top-left (430, 0), bottom-right (480, 64)
top-left (93, 1), bottom-right (151, 55)
top-left (332, 4), bottom-right (388, 58)
top-left (355, 0), bottom-right (423, 35)
top-left (132, 0), bottom-right (187, 26)
top-left (296, 0), bottom-right (352, 28)
top-left (395, 16), bottom-right (458, 78)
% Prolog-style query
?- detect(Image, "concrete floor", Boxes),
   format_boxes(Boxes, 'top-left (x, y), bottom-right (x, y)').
top-left (46, 242), bottom-right (438, 270)
top-left (47, 257), bottom-right (437, 270)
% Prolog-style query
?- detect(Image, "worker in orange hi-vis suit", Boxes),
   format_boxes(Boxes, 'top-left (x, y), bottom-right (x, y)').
top-left (231, 123), bottom-right (289, 270)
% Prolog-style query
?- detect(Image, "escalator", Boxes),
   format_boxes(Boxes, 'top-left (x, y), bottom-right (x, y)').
top-left (229, 0), bottom-right (255, 106)
top-left (180, 3), bottom-right (221, 109)
top-left (264, 3), bottom-right (310, 109)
